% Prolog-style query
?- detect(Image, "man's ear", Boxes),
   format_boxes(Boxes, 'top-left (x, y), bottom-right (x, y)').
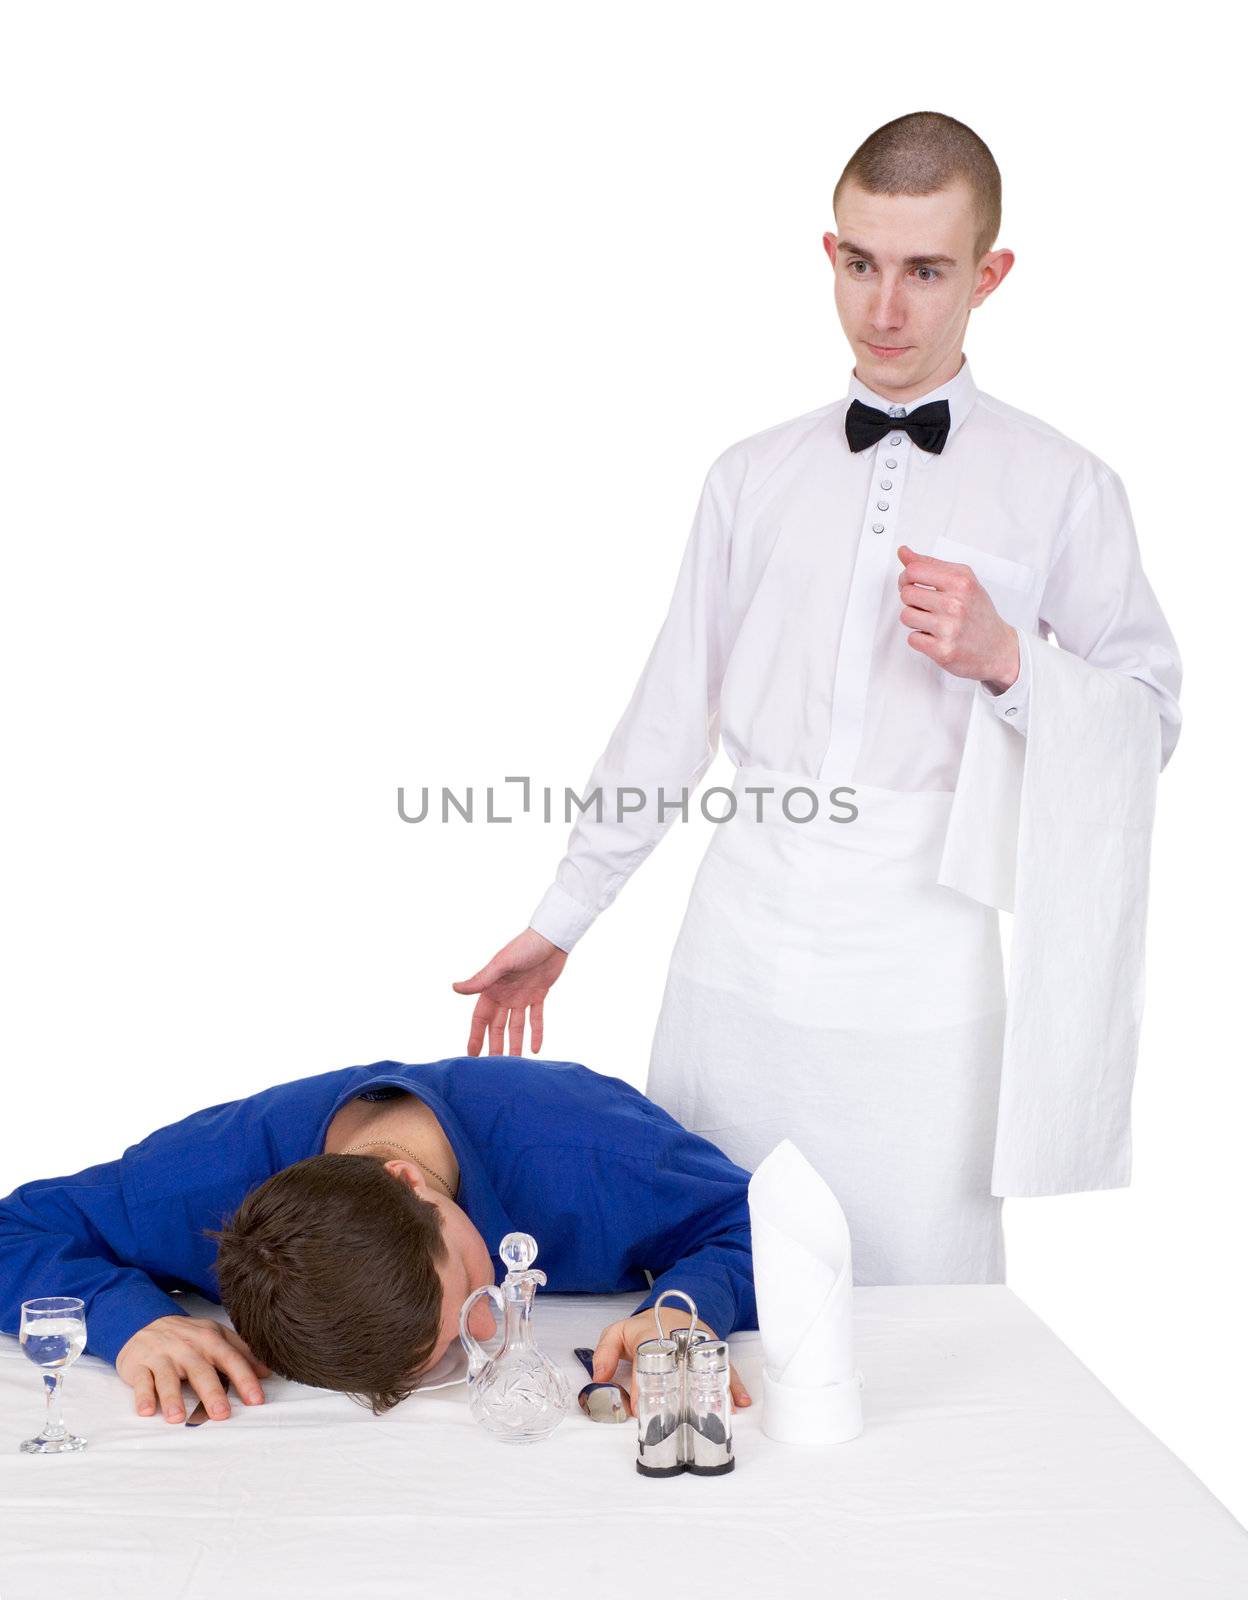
top-left (822, 230), bottom-right (838, 268)
top-left (382, 1158), bottom-right (430, 1197)
top-left (970, 247), bottom-right (1015, 307)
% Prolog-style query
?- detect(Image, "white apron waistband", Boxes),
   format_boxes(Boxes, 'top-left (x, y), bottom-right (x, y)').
top-left (719, 764), bottom-right (956, 855)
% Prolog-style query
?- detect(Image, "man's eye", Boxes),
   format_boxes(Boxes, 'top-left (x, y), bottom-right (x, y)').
top-left (845, 260), bottom-right (941, 282)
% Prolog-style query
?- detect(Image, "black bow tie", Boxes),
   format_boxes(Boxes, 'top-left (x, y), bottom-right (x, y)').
top-left (845, 397), bottom-right (951, 455)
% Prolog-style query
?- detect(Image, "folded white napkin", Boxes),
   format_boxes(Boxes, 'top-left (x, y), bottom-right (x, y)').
top-left (747, 1138), bottom-right (863, 1444)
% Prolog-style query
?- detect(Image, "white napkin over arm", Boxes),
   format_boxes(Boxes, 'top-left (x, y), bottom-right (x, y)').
top-left (939, 627), bottom-right (1164, 1197)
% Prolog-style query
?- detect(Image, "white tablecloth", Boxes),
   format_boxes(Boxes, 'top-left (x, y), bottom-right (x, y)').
top-left (2, 1286), bottom-right (1245, 1598)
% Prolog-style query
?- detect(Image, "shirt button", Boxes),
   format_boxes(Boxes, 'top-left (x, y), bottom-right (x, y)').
top-left (1004, 706), bottom-right (1018, 717)
top-left (890, 435), bottom-right (902, 446)
top-left (872, 522), bottom-right (885, 534)
top-left (885, 458), bottom-right (898, 468)
top-left (877, 500), bottom-right (889, 511)
top-left (880, 479), bottom-right (893, 490)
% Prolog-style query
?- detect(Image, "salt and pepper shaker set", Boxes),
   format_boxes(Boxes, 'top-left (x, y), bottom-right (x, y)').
top-left (460, 1237), bottom-right (735, 1473)
top-left (633, 1289), bottom-right (735, 1477)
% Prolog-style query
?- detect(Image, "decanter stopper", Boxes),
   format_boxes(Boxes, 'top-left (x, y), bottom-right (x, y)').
top-left (500, 1231), bottom-right (539, 1275)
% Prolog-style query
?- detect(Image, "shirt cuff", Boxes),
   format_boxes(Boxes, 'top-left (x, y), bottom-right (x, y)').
top-left (977, 627), bottom-right (1031, 734)
top-left (528, 882), bottom-right (597, 953)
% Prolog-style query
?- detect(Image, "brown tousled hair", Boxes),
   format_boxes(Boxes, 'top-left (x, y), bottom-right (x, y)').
top-left (833, 111), bottom-right (1002, 266)
top-left (204, 1153), bottom-right (448, 1415)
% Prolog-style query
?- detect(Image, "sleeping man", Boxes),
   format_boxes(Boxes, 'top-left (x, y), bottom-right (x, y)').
top-left (0, 1055), bottom-right (756, 1422)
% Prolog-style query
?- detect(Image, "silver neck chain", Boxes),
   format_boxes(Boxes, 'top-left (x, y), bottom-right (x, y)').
top-left (339, 1139), bottom-right (457, 1199)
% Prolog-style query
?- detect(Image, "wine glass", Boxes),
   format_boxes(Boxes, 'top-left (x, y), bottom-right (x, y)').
top-left (19, 1297), bottom-right (88, 1454)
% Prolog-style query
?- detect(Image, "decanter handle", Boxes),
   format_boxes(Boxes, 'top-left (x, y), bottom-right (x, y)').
top-left (458, 1284), bottom-right (506, 1378)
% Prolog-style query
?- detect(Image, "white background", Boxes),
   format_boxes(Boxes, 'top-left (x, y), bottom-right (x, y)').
top-left (2, 2), bottom-right (1243, 1525)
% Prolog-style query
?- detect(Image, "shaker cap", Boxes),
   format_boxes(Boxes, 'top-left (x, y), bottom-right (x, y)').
top-left (686, 1338), bottom-right (729, 1374)
top-left (635, 1336), bottom-right (679, 1375)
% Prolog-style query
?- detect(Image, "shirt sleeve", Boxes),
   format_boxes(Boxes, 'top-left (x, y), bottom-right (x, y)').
top-left (975, 623), bottom-right (1033, 733)
top-left (1029, 465), bottom-right (1183, 769)
top-left (529, 451), bottom-right (740, 952)
top-left (0, 1161), bottom-right (191, 1367)
top-left (626, 1117), bottom-right (757, 1341)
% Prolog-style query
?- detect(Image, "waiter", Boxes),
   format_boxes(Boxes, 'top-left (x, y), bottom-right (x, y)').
top-left (452, 110), bottom-right (1182, 1285)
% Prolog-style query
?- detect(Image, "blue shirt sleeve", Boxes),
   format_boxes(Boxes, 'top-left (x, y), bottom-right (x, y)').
top-left (626, 1115), bottom-right (757, 1340)
top-left (0, 1064), bottom-right (353, 1369)
top-left (0, 1160), bottom-right (191, 1367)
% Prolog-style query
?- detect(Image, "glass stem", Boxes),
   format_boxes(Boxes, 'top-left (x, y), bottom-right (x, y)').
top-left (43, 1370), bottom-right (67, 1439)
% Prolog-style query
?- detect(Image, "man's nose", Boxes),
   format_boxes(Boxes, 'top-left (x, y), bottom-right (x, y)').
top-left (870, 278), bottom-right (905, 332)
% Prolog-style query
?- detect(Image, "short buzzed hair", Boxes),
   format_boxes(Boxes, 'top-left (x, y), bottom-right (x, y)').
top-left (833, 111), bottom-right (1002, 264)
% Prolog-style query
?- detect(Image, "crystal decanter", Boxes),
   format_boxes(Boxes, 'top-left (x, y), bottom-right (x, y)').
top-left (458, 1231), bottom-right (570, 1444)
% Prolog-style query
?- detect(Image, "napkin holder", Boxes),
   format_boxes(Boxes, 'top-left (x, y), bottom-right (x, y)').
top-left (762, 1364), bottom-right (864, 1445)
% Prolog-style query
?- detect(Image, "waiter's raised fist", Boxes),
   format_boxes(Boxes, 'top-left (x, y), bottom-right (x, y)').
top-left (895, 543), bottom-right (1019, 694)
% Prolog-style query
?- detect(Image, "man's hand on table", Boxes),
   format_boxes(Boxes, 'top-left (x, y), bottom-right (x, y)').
top-left (591, 1306), bottom-right (752, 1418)
top-left (116, 1315), bottom-right (272, 1423)
top-left (896, 543), bottom-right (1020, 693)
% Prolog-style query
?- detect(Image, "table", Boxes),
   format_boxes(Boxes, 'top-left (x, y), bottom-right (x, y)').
top-left (2, 1286), bottom-right (1245, 1598)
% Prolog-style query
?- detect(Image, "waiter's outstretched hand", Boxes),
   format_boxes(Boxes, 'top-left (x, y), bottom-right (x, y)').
top-left (896, 544), bottom-right (1020, 691)
top-left (452, 928), bottom-right (568, 1056)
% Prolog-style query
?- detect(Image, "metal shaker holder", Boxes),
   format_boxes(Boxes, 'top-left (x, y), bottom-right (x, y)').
top-left (634, 1289), bottom-right (735, 1477)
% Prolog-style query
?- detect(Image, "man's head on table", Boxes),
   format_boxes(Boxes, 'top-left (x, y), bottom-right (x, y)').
top-left (206, 1097), bottom-right (499, 1414)
top-left (822, 110), bottom-right (1014, 402)
top-left (200, 1085), bottom-right (748, 1420)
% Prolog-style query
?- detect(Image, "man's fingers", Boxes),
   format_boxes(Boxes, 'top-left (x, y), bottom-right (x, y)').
top-left (900, 605), bottom-right (950, 635)
top-left (899, 582), bottom-right (956, 614)
top-left (132, 1368), bottom-right (158, 1417)
top-left (896, 544), bottom-right (940, 585)
top-left (466, 1001), bottom-right (492, 1058)
top-left (897, 545), bottom-right (973, 593)
top-left (214, 1341), bottom-right (268, 1404)
top-left (152, 1359), bottom-right (187, 1423)
top-left (729, 1364), bottom-right (752, 1408)
top-left (530, 998), bottom-right (544, 1055)
top-left (184, 1355), bottom-right (232, 1420)
top-left (592, 1322), bottom-right (626, 1383)
top-left (506, 1007), bottom-right (525, 1057)
top-left (487, 1009), bottom-right (504, 1055)
top-left (217, 1324), bottom-right (271, 1377)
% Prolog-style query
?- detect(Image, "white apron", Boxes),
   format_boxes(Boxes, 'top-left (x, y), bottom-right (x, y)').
top-left (645, 764), bottom-right (1008, 1285)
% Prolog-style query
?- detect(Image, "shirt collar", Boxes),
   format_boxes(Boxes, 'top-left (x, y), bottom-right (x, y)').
top-left (318, 1066), bottom-right (516, 1284)
top-left (846, 353), bottom-right (977, 445)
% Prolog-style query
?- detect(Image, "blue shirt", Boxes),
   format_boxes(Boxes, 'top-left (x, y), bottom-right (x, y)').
top-left (0, 1056), bottom-right (757, 1366)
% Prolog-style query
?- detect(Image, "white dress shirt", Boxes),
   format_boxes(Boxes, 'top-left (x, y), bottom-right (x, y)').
top-left (530, 356), bottom-right (1182, 952)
